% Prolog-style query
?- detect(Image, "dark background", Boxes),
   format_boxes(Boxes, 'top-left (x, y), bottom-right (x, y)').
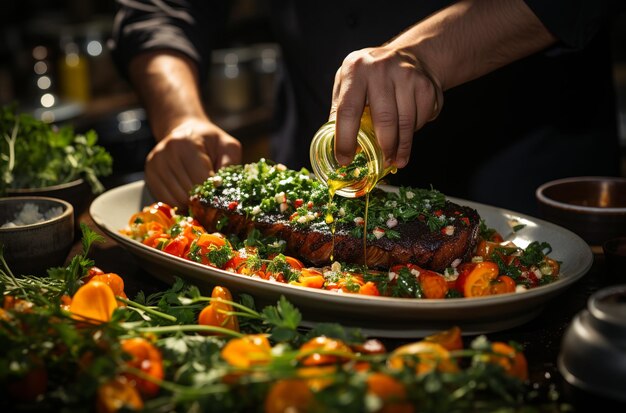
top-left (1, 0), bottom-right (626, 180)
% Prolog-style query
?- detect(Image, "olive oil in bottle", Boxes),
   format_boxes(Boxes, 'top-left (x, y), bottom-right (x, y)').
top-left (310, 106), bottom-right (397, 265)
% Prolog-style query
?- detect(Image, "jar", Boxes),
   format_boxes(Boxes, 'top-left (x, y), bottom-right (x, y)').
top-left (309, 106), bottom-right (396, 198)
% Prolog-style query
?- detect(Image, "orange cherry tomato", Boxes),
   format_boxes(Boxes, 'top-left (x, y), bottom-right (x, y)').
top-left (198, 286), bottom-right (239, 334)
top-left (128, 204), bottom-right (174, 228)
top-left (366, 373), bottom-right (413, 413)
top-left (70, 281), bottom-right (117, 323)
top-left (264, 379), bottom-right (313, 413)
top-left (297, 336), bottom-right (353, 366)
top-left (423, 326), bottom-right (463, 351)
top-left (291, 268), bottom-right (325, 289)
top-left (89, 273), bottom-right (128, 302)
top-left (418, 270), bottom-right (448, 299)
top-left (220, 334), bottom-right (272, 368)
top-left (196, 232), bottom-right (228, 248)
top-left (489, 275), bottom-right (516, 295)
top-left (388, 341), bottom-right (458, 375)
top-left (482, 342), bottom-right (529, 381)
top-left (224, 251), bottom-right (247, 273)
top-left (121, 337), bottom-right (164, 397)
top-left (96, 376), bottom-right (144, 413)
top-left (462, 261), bottom-right (500, 297)
top-left (283, 256), bottom-right (304, 270)
top-left (358, 281), bottom-right (381, 296)
top-left (139, 222), bottom-right (169, 248)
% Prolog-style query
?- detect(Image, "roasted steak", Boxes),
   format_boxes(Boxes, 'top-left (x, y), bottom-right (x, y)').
top-left (189, 160), bottom-right (480, 272)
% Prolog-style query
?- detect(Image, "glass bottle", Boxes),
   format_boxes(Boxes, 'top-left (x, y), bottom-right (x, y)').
top-left (309, 106), bottom-right (396, 198)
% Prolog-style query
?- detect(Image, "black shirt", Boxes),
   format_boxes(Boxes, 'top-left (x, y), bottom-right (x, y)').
top-left (110, 0), bottom-right (621, 216)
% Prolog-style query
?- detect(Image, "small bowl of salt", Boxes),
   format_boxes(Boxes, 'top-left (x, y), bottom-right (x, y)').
top-left (0, 196), bottom-right (74, 276)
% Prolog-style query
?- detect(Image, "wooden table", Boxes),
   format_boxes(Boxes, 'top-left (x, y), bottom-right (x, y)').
top-left (69, 175), bottom-right (626, 412)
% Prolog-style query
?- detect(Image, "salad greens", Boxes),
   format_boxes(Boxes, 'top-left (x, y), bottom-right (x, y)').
top-left (0, 104), bottom-right (112, 195)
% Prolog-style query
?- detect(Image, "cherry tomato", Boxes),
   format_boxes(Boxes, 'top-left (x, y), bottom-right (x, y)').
top-left (121, 337), bottom-right (164, 397)
top-left (97, 376), bottom-right (144, 413)
top-left (462, 262), bottom-right (500, 297)
top-left (388, 341), bottom-right (458, 375)
top-left (481, 342), bottom-right (528, 381)
top-left (221, 334), bottom-right (272, 368)
top-left (297, 336), bottom-right (353, 366)
top-left (264, 379), bottom-right (313, 413)
top-left (162, 235), bottom-right (189, 257)
top-left (423, 326), bottom-right (463, 351)
top-left (198, 286), bottom-right (240, 334)
top-left (418, 270), bottom-right (448, 299)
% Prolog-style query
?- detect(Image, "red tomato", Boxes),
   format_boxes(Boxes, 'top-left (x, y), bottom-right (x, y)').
top-left (162, 235), bottom-right (189, 257)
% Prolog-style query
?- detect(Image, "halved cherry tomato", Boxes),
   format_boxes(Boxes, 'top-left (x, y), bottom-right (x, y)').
top-left (462, 261), bottom-right (500, 297)
top-left (223, 251), bottom-right (247, 273)
top-left (137, 222), bottom-right (168, 248)
top-left (291, 268), bottom-right (325, 289)
top-left (489, 275), bottom-right (516, 295)
top-left (162, 235), bottom-right (189, 257)
top-left (128, 205), bottom-right (174, 228)
top-left (196, 232), bottom-right (228, 248)
top-left (418, 270), bottom-right (448, 299)
top-left (358, 281), bottom-right (381, 296)
top-left (283, 256), bottom-right (304, 270)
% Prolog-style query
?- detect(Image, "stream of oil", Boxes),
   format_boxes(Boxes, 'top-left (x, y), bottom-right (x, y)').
top-left (326, 177), bottom-right (371, 266)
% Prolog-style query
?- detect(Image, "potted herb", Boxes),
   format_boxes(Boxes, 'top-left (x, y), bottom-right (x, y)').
top-left (0, 104), bottom-right (113, 196)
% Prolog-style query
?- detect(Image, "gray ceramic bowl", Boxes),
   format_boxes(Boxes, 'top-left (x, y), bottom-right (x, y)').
top-left (536, 176), bottom-right (626, 246)
top-left (0, 196), bottom-right (74, 276)
top-left (558, 285), bottom-right (626, 402)
top-left (6, 178), bottom-right (91, 221)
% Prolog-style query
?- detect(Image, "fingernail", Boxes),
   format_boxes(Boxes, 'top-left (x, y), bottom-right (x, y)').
top-left (395, 157), bottom-right (408, 168)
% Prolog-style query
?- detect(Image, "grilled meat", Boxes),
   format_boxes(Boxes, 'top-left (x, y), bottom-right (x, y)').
top-left (189, 193), bottom-right (480, 272)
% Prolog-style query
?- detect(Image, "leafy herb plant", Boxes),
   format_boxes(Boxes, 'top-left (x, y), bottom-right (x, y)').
top-left (0, 104), bottom-right (113, 195)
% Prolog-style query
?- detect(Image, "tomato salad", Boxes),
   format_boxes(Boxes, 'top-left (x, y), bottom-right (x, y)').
top-left (122, 202), bottom-right (560, 299)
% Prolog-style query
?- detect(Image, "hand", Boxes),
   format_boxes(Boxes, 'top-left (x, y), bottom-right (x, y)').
top-left (145, 117), bottom-right (242, 210)
top-left (330, 46), bottom-right (443, 169)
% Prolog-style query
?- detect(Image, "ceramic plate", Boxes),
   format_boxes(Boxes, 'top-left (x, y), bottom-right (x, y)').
top-left (90, 180), bottom-right (593, 338)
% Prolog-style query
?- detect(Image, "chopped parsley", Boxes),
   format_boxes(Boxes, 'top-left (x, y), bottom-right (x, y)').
top-left (192, 159), bottom-right (457, 240)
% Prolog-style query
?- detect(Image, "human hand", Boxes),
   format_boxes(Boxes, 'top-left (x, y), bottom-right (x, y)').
top-left (145, 117), bottom-right (242, 210)
top-left (330, 46), bottom-right (443, 169)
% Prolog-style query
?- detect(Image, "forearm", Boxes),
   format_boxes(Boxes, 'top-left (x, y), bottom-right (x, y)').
top-left (128, 51), bottom-right (210, 140)
top-left (389, 0), bottom-right (558, 91)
